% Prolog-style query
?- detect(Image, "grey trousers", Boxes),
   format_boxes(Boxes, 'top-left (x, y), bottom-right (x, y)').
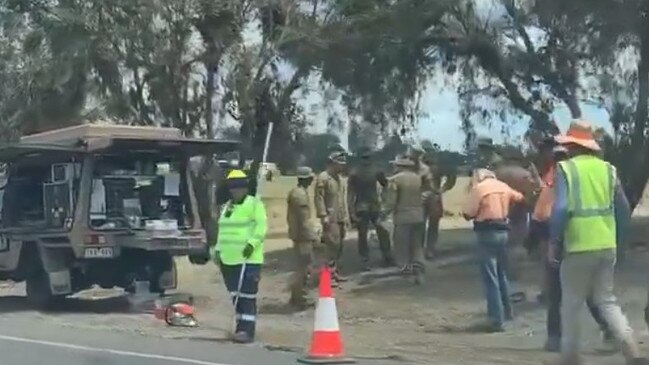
top-left (560, 249), bottom-right (636, 360)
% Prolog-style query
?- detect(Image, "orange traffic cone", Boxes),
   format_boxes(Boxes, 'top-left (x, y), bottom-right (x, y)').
top-left (298, 267), bottom-right (355, 364)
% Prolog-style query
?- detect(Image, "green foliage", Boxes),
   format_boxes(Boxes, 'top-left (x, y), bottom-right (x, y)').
top-left (4, 0), bottom-right (649, 210)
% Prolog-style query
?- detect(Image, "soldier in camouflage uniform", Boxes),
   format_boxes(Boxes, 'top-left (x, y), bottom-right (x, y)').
top-left (384, 155), bottom-right (426, 285)
top-left (406, 147), bottom-right (434, 229)
top-left (420, 148), bottom-right (457, 259)
top-left (287, 167), bottom-right (318, 309)
top-left (347, 149), bottom-right (394, 270)
top-left (314, 152), bottom-right (349, 282)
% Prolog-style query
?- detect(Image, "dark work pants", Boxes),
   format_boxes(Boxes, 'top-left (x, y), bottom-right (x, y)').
top-left (356, 211), bottom-right (392, 260)
top-left (546, 261), bottom-right (610, 338)
top-left (220, 263), bottom-right (261, 338)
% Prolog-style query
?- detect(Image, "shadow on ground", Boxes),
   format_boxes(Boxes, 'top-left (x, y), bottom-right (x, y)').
top-left (263, 225), bottom-right (477, 276)
top-left (0, 294), bottom-right (133, 314)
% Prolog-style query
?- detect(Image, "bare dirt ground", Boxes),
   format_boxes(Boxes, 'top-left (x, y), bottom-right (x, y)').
top-left (177, 177), bottom-right (649, 364)
top-left (1, 176), bottom-right (649, 365)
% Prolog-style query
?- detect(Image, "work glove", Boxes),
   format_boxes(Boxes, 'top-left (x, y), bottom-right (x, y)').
top-left (242, 243), bottom-right (255, 259)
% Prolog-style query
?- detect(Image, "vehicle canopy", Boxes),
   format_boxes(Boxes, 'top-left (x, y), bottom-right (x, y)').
top-left (0, 125), bottom-right (239, 233)
top-left (0, 124), bottom-right (239, 161)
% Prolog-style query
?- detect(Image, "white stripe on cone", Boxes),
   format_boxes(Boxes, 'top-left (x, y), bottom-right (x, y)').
top-left (313, 297), bottom-right (340, 332)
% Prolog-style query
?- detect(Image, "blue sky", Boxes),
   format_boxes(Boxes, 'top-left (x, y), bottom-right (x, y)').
top-left (303, 83), bottom-right (614, 152)
top-left (302, 0), bottom-right (616, 152)
top-left (414, 87), bottom-right (613, 151)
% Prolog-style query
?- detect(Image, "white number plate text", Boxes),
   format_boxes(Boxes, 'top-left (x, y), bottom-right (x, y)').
top-left (84, 247), bottom-right (114, 258)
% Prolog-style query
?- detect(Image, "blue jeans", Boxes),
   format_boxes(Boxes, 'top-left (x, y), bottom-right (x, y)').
top-left (475, 230), bottom-right (513, 327)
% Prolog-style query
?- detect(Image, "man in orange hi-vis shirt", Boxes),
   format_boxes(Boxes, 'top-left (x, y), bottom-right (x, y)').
top-left (463, 168), bottom-right (524, 332)
top-left (531, 143), bottom-right (612, 352)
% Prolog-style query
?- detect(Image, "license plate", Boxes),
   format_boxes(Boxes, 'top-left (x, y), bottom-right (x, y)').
top-left (84, 247), bottom-right (114, 258)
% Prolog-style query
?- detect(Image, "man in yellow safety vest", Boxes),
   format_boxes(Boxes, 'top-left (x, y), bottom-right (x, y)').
top-left (211, 169), bottom-right (267, 344)
top-left (548, 121), bottom-right (647, 365)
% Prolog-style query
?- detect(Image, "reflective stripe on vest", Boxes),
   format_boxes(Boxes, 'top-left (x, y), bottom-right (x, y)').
top-left (214, 195), bottom-right (266, 265)
top-left (563, 159), bottom-right (615, 218)
top-left (559, 155), bottom-right (617, 253)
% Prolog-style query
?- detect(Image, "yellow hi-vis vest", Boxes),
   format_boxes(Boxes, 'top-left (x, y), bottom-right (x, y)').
top-left (213, 195), bottom-right (267, 265)
top-left (558, 155), bottom-right (616, 253)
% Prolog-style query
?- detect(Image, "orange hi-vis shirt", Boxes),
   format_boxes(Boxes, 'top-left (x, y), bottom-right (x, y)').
top-left (463, 178), bottom-right (524, 222)
top-left (532, 163), bottom-right (556, 222)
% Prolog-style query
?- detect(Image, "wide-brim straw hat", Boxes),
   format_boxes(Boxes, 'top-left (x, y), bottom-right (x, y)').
top-left (554, 120), bottom-right (601, 151)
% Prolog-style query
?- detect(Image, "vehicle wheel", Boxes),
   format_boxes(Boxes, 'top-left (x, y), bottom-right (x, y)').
top-left (150, 253), bottom-right (175, 294)
top-left (26, 272), bottom-right (65, 308)
top-left (188, 246), bottom-right (210, 265)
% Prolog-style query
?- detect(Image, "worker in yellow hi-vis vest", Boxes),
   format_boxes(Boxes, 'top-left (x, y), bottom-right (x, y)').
top-left (211, 169), bottom-right (267, 344)
top-left (548, 121), bottom-right (647, 365)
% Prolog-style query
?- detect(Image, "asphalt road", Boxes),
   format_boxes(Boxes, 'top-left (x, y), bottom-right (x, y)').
top-left (0, 302), bottom-right (399, 365)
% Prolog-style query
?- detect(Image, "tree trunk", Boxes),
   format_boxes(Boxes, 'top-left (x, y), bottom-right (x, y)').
top-left (623, 28), bottom-right (649, 211)
top-left (205, 64), bottom-right (216, 139)
top-left (565, 92), bottom-right (582, 119)
top-left (194, 62), bottom-right (218, 247)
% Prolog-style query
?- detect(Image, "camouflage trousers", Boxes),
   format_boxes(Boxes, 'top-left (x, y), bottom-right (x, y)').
top-left (393, 222), bottom-right (425, 271)
top-left (321, 222), bottom-right (346, 266)
top-left (289, 240), bottom-right (317, 304)
top-left (424, 193), bottom-right (443, 256)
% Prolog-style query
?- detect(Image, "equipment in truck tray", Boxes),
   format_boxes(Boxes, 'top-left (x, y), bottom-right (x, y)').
top-left (103, 177), bottom-right (135, 218)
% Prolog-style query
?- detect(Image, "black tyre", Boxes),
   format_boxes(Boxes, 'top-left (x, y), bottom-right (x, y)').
top-left (25, 271), bottom-right (65, 308)
top-left (188, 246), bottom-right (210, 265)
top-left (149, 253), bottom-right (175, 294)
